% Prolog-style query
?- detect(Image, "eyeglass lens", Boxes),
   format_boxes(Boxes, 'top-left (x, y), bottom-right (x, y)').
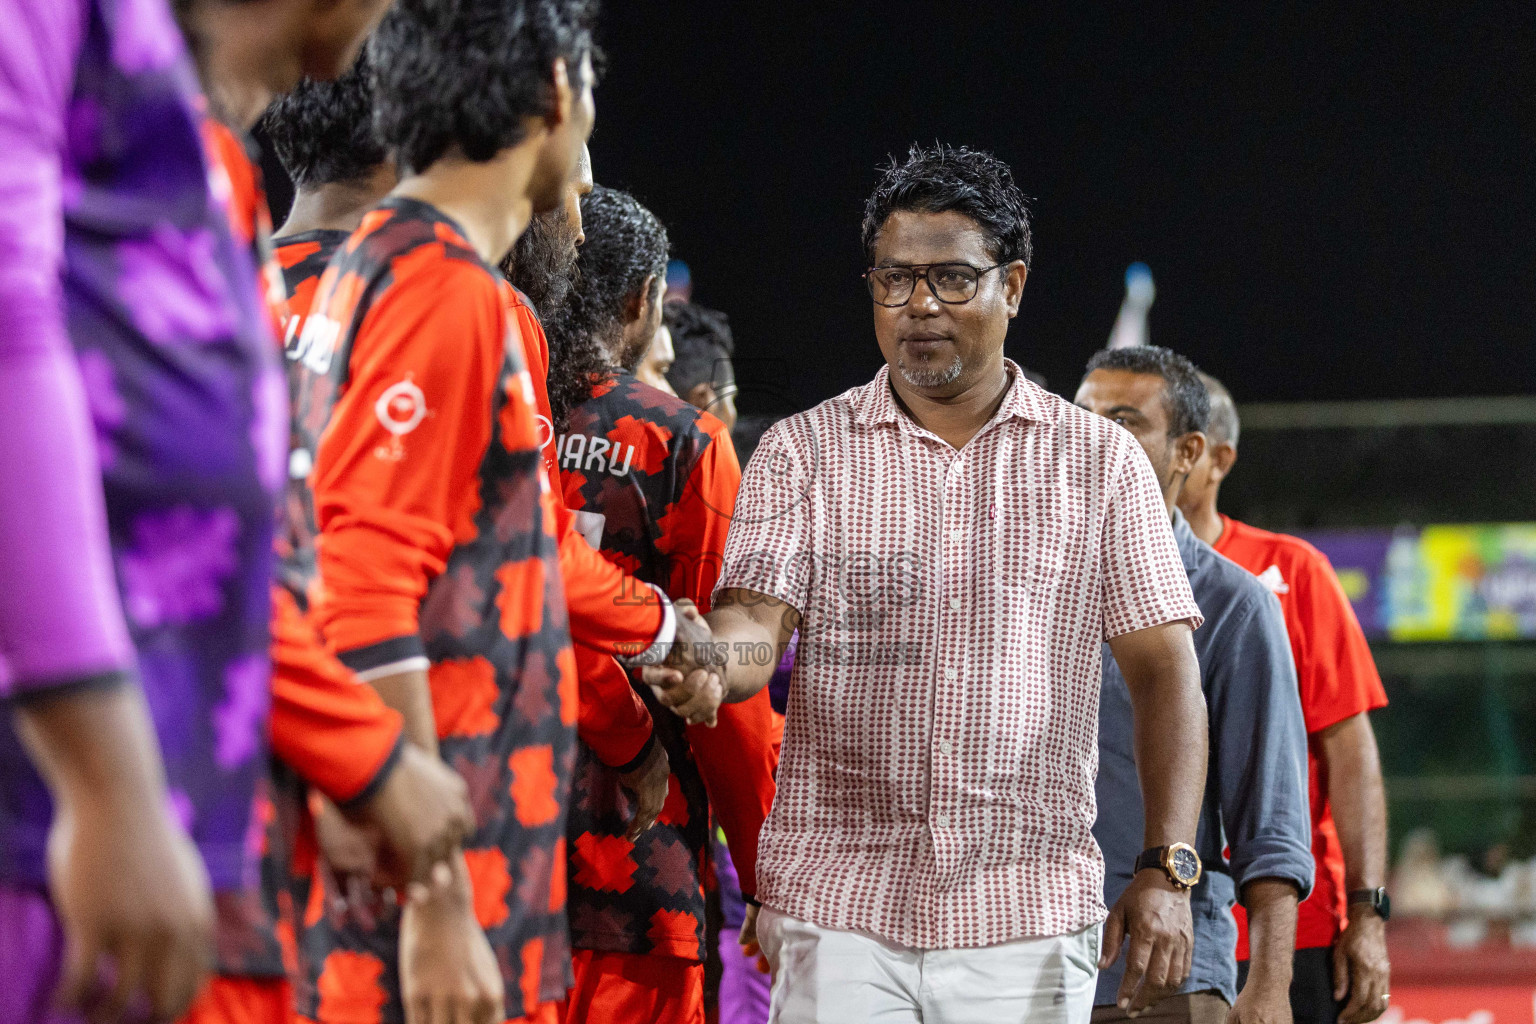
top-left (868, 264), bottom-right (981, 306)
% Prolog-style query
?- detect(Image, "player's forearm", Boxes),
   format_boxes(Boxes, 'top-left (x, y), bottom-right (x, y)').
top-left (14, 682), bottom-right (171, 820)
top-left (1320, 713), bottom-right (1388, 889)
top-left (1241, 877), bottom-right (1301, 993)
top-left (367, 667), bottom-right (440, 757)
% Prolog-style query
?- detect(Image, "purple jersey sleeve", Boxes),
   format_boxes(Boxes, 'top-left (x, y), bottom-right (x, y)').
top-left (0, 0), bottom-right (135, 697)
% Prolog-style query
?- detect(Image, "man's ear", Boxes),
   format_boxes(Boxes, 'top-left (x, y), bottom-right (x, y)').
top-left (1003, 260), bottom-right (1029, 318)
top-left (1208, 441), bottom-right (1238, 484)
top-left (1173, 431), bottom-right (1207, 477)
top-left (625, 274), bottom-right (659, 325)
top-left (547, 56), bottom-right (574, 128)
top-left (686, 382), bottom-right (716, 411)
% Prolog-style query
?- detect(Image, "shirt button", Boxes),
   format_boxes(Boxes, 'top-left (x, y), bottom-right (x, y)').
top-left (939, 740), bottom-right (954, 755)
top-left (948, 597), bottom-right (961, 610)
top-left (935, 814), bottom-right (950, 828)
top-left (944, 667), bottom-right (957, 681)
top-left (949, 530), bottom-right (963, 542)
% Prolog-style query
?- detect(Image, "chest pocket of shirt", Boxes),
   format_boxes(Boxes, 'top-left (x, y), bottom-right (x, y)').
top-left (991, 486), bottom-right (1081, 590)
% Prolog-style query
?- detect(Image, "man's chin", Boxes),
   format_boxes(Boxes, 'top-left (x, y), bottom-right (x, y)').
top-left (896, 356), bottom-right (964, 390)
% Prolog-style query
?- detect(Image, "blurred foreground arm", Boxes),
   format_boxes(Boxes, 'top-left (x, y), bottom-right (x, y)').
top-left (16, 684), bottom-right (214, 1021)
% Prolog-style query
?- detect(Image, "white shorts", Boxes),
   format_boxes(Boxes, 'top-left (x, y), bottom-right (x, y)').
top-left (758, 904), bottom-right (1101, 1024)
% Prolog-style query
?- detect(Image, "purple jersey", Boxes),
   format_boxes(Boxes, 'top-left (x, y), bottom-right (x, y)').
top-left (0, 0), bottom-right (282, 893)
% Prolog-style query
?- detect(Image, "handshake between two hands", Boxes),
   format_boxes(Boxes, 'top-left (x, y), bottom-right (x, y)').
top-left (320, 599), bottom-right (726, 908)
top-left (639, 598), bottom-right (728, 728)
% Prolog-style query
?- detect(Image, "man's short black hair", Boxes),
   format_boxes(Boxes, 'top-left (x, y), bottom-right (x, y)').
top-left (260, 52), bottom-right (384, 189)
top-left (663, 301), bottom-right (733, 396)
top-left (862, 143), bottom-right (1032, 268)
top-left (369, 0), bottom-right (600, 175)
top-left (1200, 371), bottom-right (1240, 446)
top-left (544, 186), bottom-right (669, 423)
top-left (1084, 345), bottom-right (1211, 437)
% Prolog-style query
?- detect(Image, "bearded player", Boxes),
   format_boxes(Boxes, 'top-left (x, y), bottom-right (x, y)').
top-left (514, 186), bottom-right (776, 1023)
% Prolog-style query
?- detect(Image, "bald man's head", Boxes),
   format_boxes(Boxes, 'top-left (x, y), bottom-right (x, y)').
top-left (1201, 371), bottom-right (1240, 448)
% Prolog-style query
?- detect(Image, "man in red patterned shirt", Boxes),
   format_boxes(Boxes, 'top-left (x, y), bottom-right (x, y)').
top-left (1178, 374), bottom-right (1391, 1024)
top-left (645, 144), bottom-right (1210, 1023)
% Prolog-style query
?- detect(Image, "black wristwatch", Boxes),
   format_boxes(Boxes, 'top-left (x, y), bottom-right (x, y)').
top-left (1135, 843), bottom-right (1202, 890)
top-left (1348, 887), bottom-right (1391, 922)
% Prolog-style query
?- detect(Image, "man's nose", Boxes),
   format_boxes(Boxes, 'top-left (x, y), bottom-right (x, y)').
top-left (906, 276), bottom-right (942, 314)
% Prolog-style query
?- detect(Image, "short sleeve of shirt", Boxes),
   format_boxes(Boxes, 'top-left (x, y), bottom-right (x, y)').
top-left (714, 422), bottom-right (813, 614)
top-left (1290, 548), bottom-right (1388, 733)
top-left (1099, 436), bottom-right (1203, 640)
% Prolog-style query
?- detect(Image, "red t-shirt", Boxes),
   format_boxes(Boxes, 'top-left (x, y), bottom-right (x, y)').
top-left (1215, 514), bottom-right (1388, 953)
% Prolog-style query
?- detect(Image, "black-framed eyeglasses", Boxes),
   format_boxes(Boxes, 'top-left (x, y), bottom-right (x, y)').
top-left (864, 262), bottom-right (1010, 307)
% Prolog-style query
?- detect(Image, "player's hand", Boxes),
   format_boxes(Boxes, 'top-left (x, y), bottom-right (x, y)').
top-left (1227, 972), bottom-right (1292, 1024)
top-left (49, 795), bottom-right (214, 1023)
top-left (615, 739), bottom-right (670, 840)
top-left (739, 903), bottom-right (770, 975)
top-left (645, 602), bottom-right (723, 726)
top-left (1101, 869), bottom-right (1193, 1016)
top-left (638, 601), bottom-right (725, 725)
top-left (641, 664), bottom-right (723, 727)
top-left (1334, 913), bottom-right (1390, 1024)
top-left (353, 744), bottom-right (473, 891)
top-left (315, 796), bottom-right (384, 928)
top-left (670, 599), bottom-right (715, 671)
top-left (399, 858), bottom-right (503, 1024)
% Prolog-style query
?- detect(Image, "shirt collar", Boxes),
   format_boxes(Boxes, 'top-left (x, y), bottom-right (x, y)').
top-left (850, 358), bottom-right (1057, 429)
top-left (1171, 507), bottom-right (1203, 573)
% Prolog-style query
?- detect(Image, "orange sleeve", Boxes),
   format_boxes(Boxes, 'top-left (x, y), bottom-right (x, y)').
top-left (1292, 549), bottom-right (1389, 735)
top-left (559, 524), bottom-right (666, 656)
top-left (311, 258), bottom-right (504, 670)
top-left (496, 287), bottom-right (658, 760)
top-left (658, 416), bottom-right (777, 898)
top-left (573, 645), bottom-right (654, 770)
top-left (689, 690), bottom-right (776, 899)
top-left (268, 585), bottom-right (405, 806)
top-left (657, 413), bottom-right (739, 611)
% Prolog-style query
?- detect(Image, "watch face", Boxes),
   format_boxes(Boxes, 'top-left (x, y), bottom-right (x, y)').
top-left (1170, 847), bottom-right (1201, 884)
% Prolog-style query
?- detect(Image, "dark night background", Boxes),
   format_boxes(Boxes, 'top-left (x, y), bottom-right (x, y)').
top-left (264, 4), bottom-right (1536, 414)
top-left (589, 3), bottom-right (1536, 412)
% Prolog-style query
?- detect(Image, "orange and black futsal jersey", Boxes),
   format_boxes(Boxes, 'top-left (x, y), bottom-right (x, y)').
top-left (275, 228), bottom-right (352, 598)
top-left (557, 374), bottom-right (778, 963)
top-left (504, 285), bottom-right (658, 771)
top-left (510, 284), bottom-right (671, 679)
top-left (292, 197), bottom-right (577, 1021)
top-left (200, 121), bottom-right (407, 996)
top-left (207, 138), bottom-right (405, 816)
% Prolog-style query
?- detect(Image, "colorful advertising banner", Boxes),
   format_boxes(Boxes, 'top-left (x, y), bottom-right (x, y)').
top-left (1383, 986), bottom-right (1536, 1024)
top-left (1300, 524), bottom-right (1536, 642)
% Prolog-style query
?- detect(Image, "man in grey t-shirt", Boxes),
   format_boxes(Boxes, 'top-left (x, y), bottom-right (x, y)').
top-left (1078, 346), bottom-right (1313, 1024)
